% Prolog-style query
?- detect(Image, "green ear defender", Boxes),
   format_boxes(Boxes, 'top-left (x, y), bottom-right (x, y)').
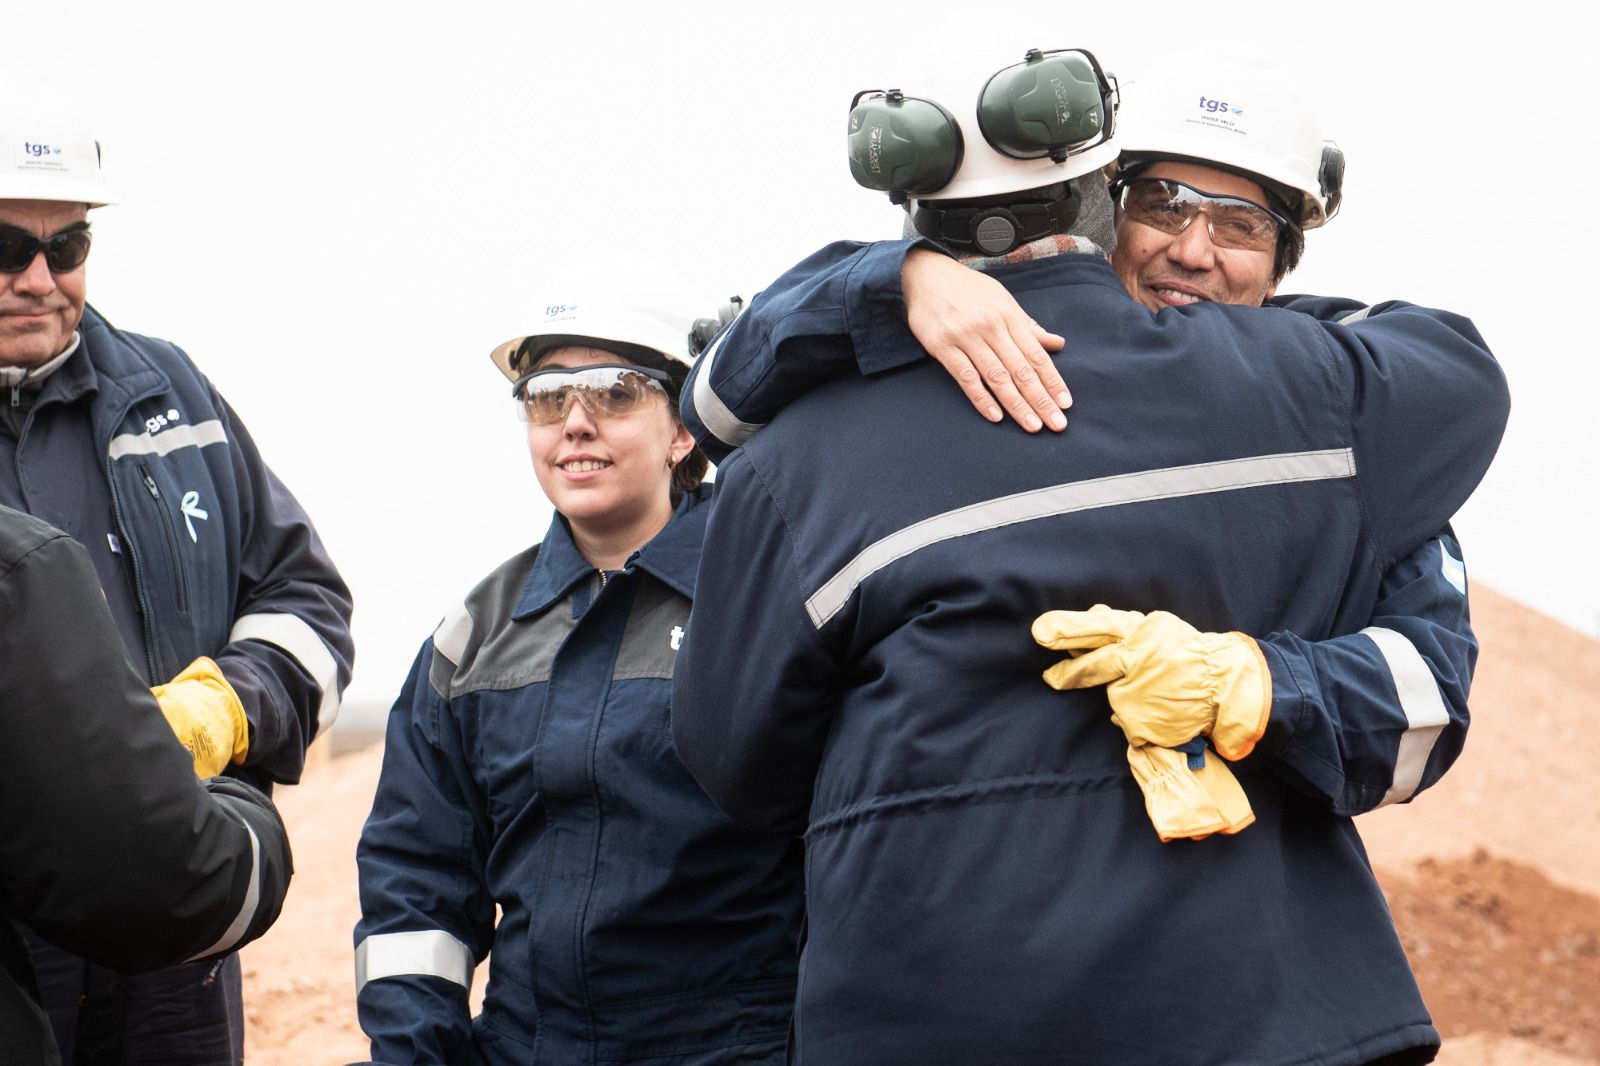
top-left (977, 49), bottom-right (1114, 162)
top-left (847, 90), bottom-right (965, 200)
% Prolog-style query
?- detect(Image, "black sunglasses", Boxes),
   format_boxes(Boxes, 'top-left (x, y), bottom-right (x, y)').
top-left (0, 222), bottom-right (93, 274)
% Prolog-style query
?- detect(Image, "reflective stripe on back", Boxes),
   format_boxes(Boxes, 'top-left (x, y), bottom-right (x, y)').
top-left (806, 449), bottom-right (1357, 628)
top-left (1362, 626), bottom-right (1451, 807)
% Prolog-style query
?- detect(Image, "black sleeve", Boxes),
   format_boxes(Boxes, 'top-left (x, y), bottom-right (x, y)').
top-left (0, 515), bottom-right (292, 973)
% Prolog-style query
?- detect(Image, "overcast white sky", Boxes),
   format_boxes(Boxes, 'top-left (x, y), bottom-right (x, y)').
top-left (14, 2), bottom-right (1595, 724)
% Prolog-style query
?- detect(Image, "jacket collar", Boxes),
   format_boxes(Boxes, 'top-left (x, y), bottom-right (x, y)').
top-left (73, 305), bottom-right (173, 438)
top-left (23, 331), bottom-right (96, 408)
top-left (513, 485), bottom-right (710, 618)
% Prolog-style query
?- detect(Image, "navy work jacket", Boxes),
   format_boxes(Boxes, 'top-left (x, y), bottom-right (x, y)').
top-left (0, 305), bottom-right (353, 786)
top-left (672, 246), bottom-right (1510, 1066)
top-left (356, 488), bottom-right (801, 1065)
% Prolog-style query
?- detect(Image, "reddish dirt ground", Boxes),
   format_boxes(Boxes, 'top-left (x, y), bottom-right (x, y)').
top-left (1385, 851), bottom-right (1600, 1062)
top-left (241, 585), bottom-right (1600, 1065)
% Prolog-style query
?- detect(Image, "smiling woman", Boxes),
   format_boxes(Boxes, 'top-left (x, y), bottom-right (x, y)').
top-left (351, 298), bottom-right (801, 1065)
top-left (517, 350), bottom-right (693, 568)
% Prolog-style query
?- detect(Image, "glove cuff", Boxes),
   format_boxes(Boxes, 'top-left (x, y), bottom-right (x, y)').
top-left (1127, 742), bottom-right (1255, 843)
top-left (172, 656), bottom-right (250, 765)
top-left (1207, 634), bottom-right (1271, 761)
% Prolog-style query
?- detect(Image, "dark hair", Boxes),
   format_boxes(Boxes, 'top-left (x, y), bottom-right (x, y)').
top-left (1259, 187), bottom-right (1305, 283)
top-left (534, 343), bottom-right (708, 494)
top-left (649, 354), bottom-right (710, 495)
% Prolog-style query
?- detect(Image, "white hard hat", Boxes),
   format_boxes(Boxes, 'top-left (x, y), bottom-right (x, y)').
top-left (0, 81), bottom-right (117, 207)
top-left (1113, 54), bottom-right (1341, 228)
top-left (490, 300), bottom-right (694, 386)
top-left (847, 45), bottom-right (1121, 255)
top-left (879, 45), bottom-right (1121, 204)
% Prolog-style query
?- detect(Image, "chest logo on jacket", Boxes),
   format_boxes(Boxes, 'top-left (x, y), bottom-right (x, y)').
top-left (670, 625), bottom-right (684, 651)
top-left (144, 407), bottom-right (183, 436)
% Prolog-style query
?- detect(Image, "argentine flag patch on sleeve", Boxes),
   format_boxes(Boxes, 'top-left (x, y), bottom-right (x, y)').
top-left (1440, 541), bottom-right (1467, 596)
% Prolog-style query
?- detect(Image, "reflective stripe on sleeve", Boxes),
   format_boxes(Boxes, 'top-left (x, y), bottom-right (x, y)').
top-left (689, 329), bottom-right (765, 448)
top-left (108, 419), bottom-right (228, 460)
top-left (1361, 626), bottom-right (1452, 807)
top-left (186, 820), bottom-right (261, 962)
top-left (355, 930), bottom-right (475, 994)
top-left (229, 613), bottom-right (342, 734)
top-left (806, 449), bottom-right (1357, 628)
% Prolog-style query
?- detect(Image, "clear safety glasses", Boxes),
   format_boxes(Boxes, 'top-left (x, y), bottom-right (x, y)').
top-left (1113, 178), bottom-right (1286, 252)
top-left (512, 363), bottom-right (670, 425)
top-left (0, 222), bottom-right (93, 274)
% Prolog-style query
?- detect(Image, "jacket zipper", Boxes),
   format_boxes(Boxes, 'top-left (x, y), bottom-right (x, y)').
top-left (105, 451), bottom-right (161, 682)
top-left (138, 462), bottom-right (191, 615)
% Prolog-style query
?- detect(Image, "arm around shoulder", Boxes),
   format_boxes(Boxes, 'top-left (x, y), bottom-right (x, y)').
top-left (1248, 528), bottom-right (1477, 814)
top-left (1322, 300), bottom-right (1510, 564)
top-left (683, 239), bottom-right (929, 462)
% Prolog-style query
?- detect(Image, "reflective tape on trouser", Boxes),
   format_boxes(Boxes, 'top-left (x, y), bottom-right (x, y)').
top-left (355, 930), bottom-right (474, 994)
top-left (1361, 625), bottom-right (1451, 807)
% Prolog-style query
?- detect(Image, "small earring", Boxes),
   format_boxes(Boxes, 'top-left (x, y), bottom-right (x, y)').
top-left (666, 453), bottom-right (679, 470)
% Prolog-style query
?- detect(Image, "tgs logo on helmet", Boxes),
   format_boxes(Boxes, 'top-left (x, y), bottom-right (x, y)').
top-left (1198, 97), bottom-right (1243, 116)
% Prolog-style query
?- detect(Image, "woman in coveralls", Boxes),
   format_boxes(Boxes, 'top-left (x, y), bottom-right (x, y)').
top-left (352, 300), bottom-right (802, 1065)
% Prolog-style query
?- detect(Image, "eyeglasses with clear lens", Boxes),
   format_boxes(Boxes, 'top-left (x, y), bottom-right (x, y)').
top-left (0, 223), bottom-right (93, 274)
top-left (1115, 178), bottom-right (1285, 252)
top-left (513, 363), bottom-right (670, 425)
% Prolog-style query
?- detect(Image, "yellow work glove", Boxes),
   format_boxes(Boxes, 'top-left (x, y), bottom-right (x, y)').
top-left (152, 656), bottom-right (250, 779)
top-left (1032, 605), bottom-right (1271, 761)
top-left (1126, 740), bottom-right (1255, 842)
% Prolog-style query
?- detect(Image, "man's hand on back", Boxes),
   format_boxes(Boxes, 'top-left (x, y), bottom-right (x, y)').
top-left (903, 248), bottom-right (1070, 432)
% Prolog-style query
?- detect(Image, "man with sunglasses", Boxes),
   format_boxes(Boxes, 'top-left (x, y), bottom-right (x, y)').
top-left (671, 47), bottom-right (1505, 1065)
top-left (0, 87), bottom-right (353, 1065)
